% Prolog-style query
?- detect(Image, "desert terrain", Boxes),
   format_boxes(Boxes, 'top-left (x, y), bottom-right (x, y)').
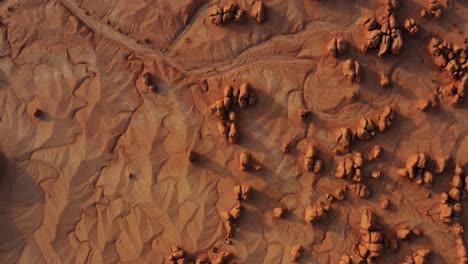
top-left (0, 0), bottom-right (467, 263)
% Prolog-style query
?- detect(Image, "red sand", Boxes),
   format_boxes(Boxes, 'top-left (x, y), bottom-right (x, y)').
top-left (0, 0), bottom-right (467, 263)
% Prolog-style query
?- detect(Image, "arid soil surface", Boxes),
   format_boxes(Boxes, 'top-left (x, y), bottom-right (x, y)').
top-left (0, 0), bottom-right (467, 263)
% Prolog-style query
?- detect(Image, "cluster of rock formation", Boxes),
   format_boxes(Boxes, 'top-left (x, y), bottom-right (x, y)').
top-left (429, 38), bottom-right (467, 80)
top-left (335, 127), bottom-right (353, 154)
top-left (361, 13), bottom-right (404, 56)
top-left (304, 144), bottom-right (323, 173)
top-left (209, 1), bottom-right (265, 25)
top-left (404, 18), bottom-right (419, 36)
top-left (209, 3), bottom-right (244, 25)
top-left (350, 183), bottom-right (372, 199)
top-left (333, 144), bottom-right (384, 201)
top-left (355, 209), bottom-right (386, 263)
top-left (335, 107), bottom-right (394, 154)
top-left (326, 186), bottom-right (347, 202)
top-left (195, 247), bottom-right (233, 264)
top-left (304, 201), bottom-right (330, 224)
top-left (210, 84), bottom-right (257, 144)
top-left (453, 224), bottom-right (468, 264)
top-left (428, 37), bottom-right (467, 106)
top-left (396, 153), bottom-right (433, 188)
top-left (420, 0), bottom-right (443, 19)
top-left (219, 184), bottom-right (252, 244)
top-left (336, 152), bottom-right (365, 182)
top-left (440, 77), bottom-right (467, 106)
top-left (221, 203), bottom-right (242, 242)
top-left (395, 224), bottom-right (422, 240)
top-left (400, 248), bottom-right (433, 264)
top-left (439, 164), bottom-right (466, 224)
top-left (416, 92), bottom-right (438, 112)
top-left (167, 246), bottom-right (186, 264)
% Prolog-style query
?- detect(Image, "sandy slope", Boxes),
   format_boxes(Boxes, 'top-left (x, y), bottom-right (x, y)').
top-left (0, 0), bottom-right (467, 263)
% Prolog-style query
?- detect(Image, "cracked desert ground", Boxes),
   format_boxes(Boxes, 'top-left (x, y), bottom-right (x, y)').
top-left (0, 0), bottom-right (467, 263)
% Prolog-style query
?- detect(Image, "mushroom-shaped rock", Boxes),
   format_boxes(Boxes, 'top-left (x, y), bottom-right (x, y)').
top-left (142, 72), bottom-right (153, 86)
top-left (313, 159), bottom-right (323, 173)
top-left (452, 174), bottom-right (464, 189)
top-left (228, 123), bottom-right (239, 144)
top-left (412, 248), bottom-right (432, 264)
top-left (464, 177), bottom-right (468, 193)
top-left (233, 184), bottom-right (251, 200)
top-left (305, 144), bottom-right (322, 172)
top-left (234, 9), bottom-right (244, 23)
top-left (360, 209), bottom-right (380, 231)
top-left (304, 203), bottom-right (330, 224)
top-left (356, 117), bottom-right (376, 140)
top-left (423, 171), bottom-right (433, 188)
top-left (221, 214), bottom-right (235, 238)
top-left (353, 152), bottom-right (364, 168)
top-left (381, 198), bottom-right (390, 209)
top-left (208, 247), bottom-right (233, 264)
top-left (440, 203), bottom-right (453, 224)
top-left (391, 29), bottom-right (404, 55)
top-left (371, 170), bottom-right (382, 179)
top-left (379, 35), bottom-right (391, 57)
top-left (339, 255), bottom-right (351, 264)
top-left (217, 121), bottom-right (229, 138)
top-left (290, 244), bottom-right (303, 262)
top-left (251, 1), bottom-right (265, 23)
top-left (364, 17), bottom-right (378, 31)
top-left (168, 246), bottom-right (185, 263)
top-left (298, 108), bottom-right (312, 124)
top-left (456, 237), bottom-right (468, 263)
top-left (222, 3), bottom-right (236, 23)
top-left (342, 59), bottom-right (361, 83)
top-left (211, 100), bottom-right (227, 120)
top-left (353, 183), bottom-right (371, 199)
top-left (188, 150), bottom-right (198, 163)
top-left (396, 168), bottom-right (409, 177)
top-left (273, 206), bottom-right (287, 218)
top-left (368, 144), bottom-right (383, 161)
top-left (380, 72), bottom-right (391, 88)
top-left (238, 83), bottom-right (250, 108)
top-left (229, 203), bottom-right (242, 220)
top-left (334, 187), bottom-right (347, 201)
top-left (361, 30), bottom-right (382, 53)
top-left (240, 151), bottom-right (252, 171)
top-left (396, 225), bottom-right (412, 240)
top-left (335, 127), bottom-right (353, 154)
top-left (328, 37), bottom-right (348, 57)
top-left (388, 14), bottom-right (399, 29)
top-left (209, 5), bottom-right (223, 25)
top-left (449, 187), bottom-right (461, 201)
top-left (455, 163), bottom-right (465, 176)
top-left (378, 106), bottom-right (394, 132)
top-left (387, 0), bottom-right (401, 10)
